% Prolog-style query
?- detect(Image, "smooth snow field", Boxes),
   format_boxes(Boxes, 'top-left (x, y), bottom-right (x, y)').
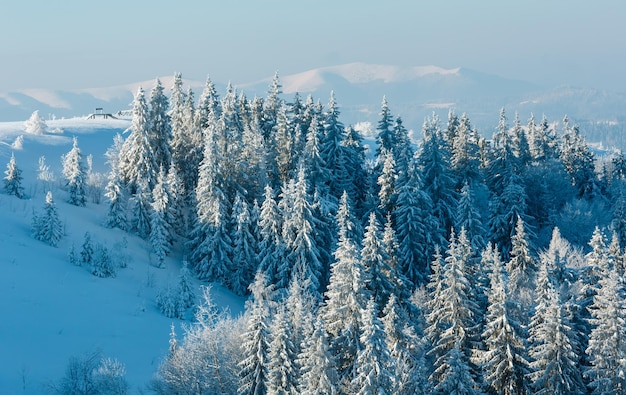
top-left (0, 118), bottom-right (245, 394)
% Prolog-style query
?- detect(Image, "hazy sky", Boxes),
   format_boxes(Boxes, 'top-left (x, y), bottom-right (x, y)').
top-left (1, 0), bottom-right (624, 91)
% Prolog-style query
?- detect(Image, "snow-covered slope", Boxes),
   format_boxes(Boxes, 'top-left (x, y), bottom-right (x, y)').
top-left (0, 118), bottom-right (244, 394)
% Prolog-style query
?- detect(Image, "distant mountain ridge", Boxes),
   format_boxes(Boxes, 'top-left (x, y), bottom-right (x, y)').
top-left (1, 62), bottom-right (625, 132)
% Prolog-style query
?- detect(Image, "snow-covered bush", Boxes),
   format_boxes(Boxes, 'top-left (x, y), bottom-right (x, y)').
top-left (24, 110), bottom-right (47, 135)
top-left (47, 351), bottom-right (128, 395)
top-left (86, 155), bottom-right (106, 204)
top-left (151, 288), bottom-right (242, 394)
top-left (11, 135), bottom-right (24, 150)
top-left (156, 263), bottom-right (196, 319)
top-left (68, 243), bottom-right (79, 266)
top-left (91, 243), bottom-right (115, 278)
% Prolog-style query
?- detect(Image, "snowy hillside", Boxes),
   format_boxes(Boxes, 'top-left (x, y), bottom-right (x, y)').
top-left (0, 118), bottom-right (244, 394)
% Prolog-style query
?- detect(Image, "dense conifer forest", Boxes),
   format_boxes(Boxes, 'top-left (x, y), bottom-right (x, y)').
top-left (29, 72), bottom-right (626, 394)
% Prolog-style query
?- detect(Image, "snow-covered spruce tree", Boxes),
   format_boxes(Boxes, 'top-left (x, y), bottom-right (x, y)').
top-left (230, 193), bottom-right (257, 296)
top-left (149, 167), bottom-right (172, 268)
top-left (118, 87), bottom-right (158, 193)
top-left (165, 162), bottom-right (187, 236)
top-left (284, 269), bottom-right (317, 357)
top-left (239, 272), bottom-right (273, 395)
top-left (361, 211), bottom-right (395, 309)
top-left (280, 166), bottom-right (323, 294)
top-left (341, 125), bottom-right (369, 215)
top-left (155, 263), bottom-right (195, 320)
top-left (455, 181), bottom-right (486, 253)
top-left (479, 246), bottom-right (530, 395)
top-left (382, 294), bottom-right (430, 395)
top-left (417, 113), bottom-right (457, 243)
top-left (450, 113), bottom-right (482, 188)
top-left (274, 103), bottom-right (295, 184)
top-left (266, 306), bottom-right (299, 395)
top-left (32, 191), bottom-right (63, 247)
top-left (425, 229), bottom-right (480, 392)
top-left (302, 114), bottom-right (329, 197)
top-left (391, 117), bottom-right (414, 186)
top-left (394, 160), bottom-right (438, 287)
top-left (321, 193), bottom-right (369, 385)
top-left (320, 91), bottom-right (347, 201)
top-left (560, 118), bottom-right (600, 199)
top-left (297, 318), bottom-right (339, 395)
top-left (527, 256), bottom-right (585, 395)
top-left (586, 258), bottom-right (626, 393)
top-left (257, 185), bottom-right (284, 286)
top-left (156, 283), bottom-right (184, 319)
top-left (130, 178), bottom-right (152, 239)
top-left (351, 297), bottom-right (393, 395)
top-left (24, 110), bottom-right (47, 134)
top-left (147, 78), bottom-right (172, 170)
top-left (104, 134), bottom-right (128, 230)
top-left (611, 189), bottom-right (626, 249)
top-left (91, 243), bottom-right (115, 278)
top-left (377, 147), bottom-right (397, 215)
top-left (177, 261), bottom-right (195, 310)
top-left (376, 96), bottom-right (395, 156)
top-left (62, 137), bottom-right (88, 207)
top-left (507, 216), bottom-right (537, 319)
top-left (4, 152), bottom-right (25, 198)
top-left (104, 168), bottom-right (127, 230)
top-left (68, 243), bottom-right (78, 266)
top-left (80, 231), bottom-right (94, 266)
top-left (488, 173), bottom-right (531, 259)
top-left (188, 127), bottom-right (233, 284)
top-left (434, 340), bottom-right (481, 395)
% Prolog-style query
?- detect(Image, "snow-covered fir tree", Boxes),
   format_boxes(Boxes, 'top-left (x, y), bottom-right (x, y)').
top-left (479, 246), bottom-right (530, 395)
top-left (239, 272), bottom-right (273, 395)
top-left (586, 256), bottom-right (626, 394)
top-left (528, 256), bottom-right (584, 394)
top-left (426, 229), bottom-right (480, 392)
top-left (257, 185), bottom-right (284, 286)
top-left (230, 193), bottom-right (257, 296)
top-left (91, 243), bottom-right (115, 278)
top-left (147, 78), bottom-right (172, 170)
top-left (32, 191), bottom-right (63, 247)
top-left (80, 231), bottom-right (94, 266)
top-left (130, 179), bottom-right (152, 239)
top-left (417, 113), bottom-right (457, 243)
top-left (322, 193), bottom-right (369, 386)
top-left (4, 152), bottom-right (24, 198)
top-left (149, 167), bottom-right (172, 268)
top-left (62, 137), bottom-right (88, 206)
top-left (280, 166), bottom-right (323, 294)
top-left (118, 87), bottom-right (158, 193)
top-left (351, 297), bottom-right (393, 395)
top-left (361, 212), bottom-right (395, 309)
top-left (266, 306), bottom-right (299, 395)
top-left (297, 318), bottom-right (339, 395)
top-left (394, 160), bottom-right (438, 287)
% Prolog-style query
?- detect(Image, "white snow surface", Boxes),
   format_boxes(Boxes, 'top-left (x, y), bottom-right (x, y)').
top-left (0, 118), bottom-right (245, 394)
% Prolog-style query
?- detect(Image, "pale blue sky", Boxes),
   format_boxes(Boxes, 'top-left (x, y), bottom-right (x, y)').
top-left (0, 0), bottom-right (624, 91)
